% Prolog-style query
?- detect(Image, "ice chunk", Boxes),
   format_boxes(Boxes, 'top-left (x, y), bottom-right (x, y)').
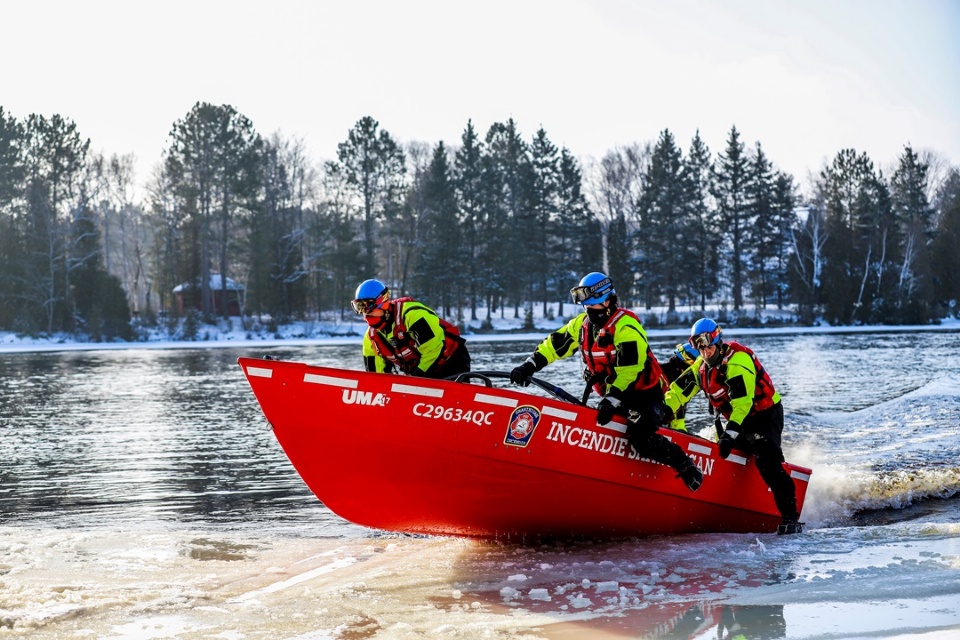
top-left (528, 588), bottom-right (551, 601)
top-left (595, 580), bottom-right (619, 593)
top-left (499, 586), bottom-right (520, 601)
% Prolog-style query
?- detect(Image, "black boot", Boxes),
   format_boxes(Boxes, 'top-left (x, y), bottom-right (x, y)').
top-left (777, 518), bottom-right (804, 535)
top-left (755, 453), bottom-right (802, 534)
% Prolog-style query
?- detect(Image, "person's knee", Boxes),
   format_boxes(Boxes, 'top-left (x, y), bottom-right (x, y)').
top-left (754, 443), bottom-right (786, 465)
top-left (627, 425), bottom-right (658, 452)
top-left (628, 413), bottom-right (660, 438)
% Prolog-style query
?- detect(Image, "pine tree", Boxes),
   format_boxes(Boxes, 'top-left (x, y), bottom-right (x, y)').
top-left (606, 213), bottom-right (632, 308)
top-left (713, 125), bottom-right (750, 312)
top-left (0, 107), bottom-right (25, 330)
top-left (70, 210), bottom-right (132, 341)
top-left (818, 149), bottom-right (894, 325)
top-left (165, 102), bottom-right (263, 321)
top-left (484, 119), bottom-right (532, 319)
top-left (414, 141), bottom-right (462, 319)
top-left (744, 142), bottom-right (776, 312)
top-left (21, 113), bottom-right (91, 334)
top-left (248, 134), bottom-right (315, 321)
top-left (770, 172), bottom-right (798, 310)
top-left (555, 148), bottom-right (600, 318)
top-left (452, 120), bottom-right (485, 321)
top-left (683, 131), bottom-right (718, 311)
top-left (529, 127), bottom-right (560, 318)
top-left (929, 169), bottom-right (960, 316)
top-left (335, 116), bottom-right (406, 279)
top-left (635, 129), bottom-right (689, 314)
top-left (890, 145), bottom-right (935, 322)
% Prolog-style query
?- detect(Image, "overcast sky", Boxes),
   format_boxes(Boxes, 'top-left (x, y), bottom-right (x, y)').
top-left (3, 0), bottom-right (958, 196)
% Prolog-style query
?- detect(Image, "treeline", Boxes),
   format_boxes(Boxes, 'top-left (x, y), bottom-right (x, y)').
top-left (0, 102), bottom-right (958, 340)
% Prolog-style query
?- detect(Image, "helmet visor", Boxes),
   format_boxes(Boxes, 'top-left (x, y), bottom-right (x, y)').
top-left (351, 288), bottom-right (390, 315)
top-left (570, 277), bottom-right (612, 305)
top-left (689, 329), bottom-right (719, 350)
top-left (351, 298), bottom-right (378, 315)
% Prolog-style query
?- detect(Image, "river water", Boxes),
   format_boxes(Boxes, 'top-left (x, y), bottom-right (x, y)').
top-left (2, 330), bottom-right (959, 639)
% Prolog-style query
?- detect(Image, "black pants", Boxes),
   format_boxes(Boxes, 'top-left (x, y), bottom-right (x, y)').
top-left (427, 342), bottom-right (471, 379)
top-left (623, 386), bottom-right (692, 473)
top-left (735, 402), bottom-right (799, 520)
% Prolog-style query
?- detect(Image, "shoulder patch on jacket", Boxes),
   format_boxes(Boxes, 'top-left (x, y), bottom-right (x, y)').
top-left (408, 317), bottom-right (436, 345)
top-left (617, 341), bottom-right (639, 366)
top-left (727, 374), bottom-right (748, 399)
top-left (677, 369), bottom-right (698, 395)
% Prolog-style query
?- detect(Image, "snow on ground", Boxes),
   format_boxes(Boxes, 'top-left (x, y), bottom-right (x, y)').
top-left (1, 305), bottom-right (957, 354)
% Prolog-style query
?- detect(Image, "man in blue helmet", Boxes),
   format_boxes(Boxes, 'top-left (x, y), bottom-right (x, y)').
top-left (660, 342), bottom-right (700, 432)
top-left (351, 279), bottom-right (470, 379)
top-left (509, 272), bottom-right (703, 492)
top-left (665, 317), bottom-right (803, 534)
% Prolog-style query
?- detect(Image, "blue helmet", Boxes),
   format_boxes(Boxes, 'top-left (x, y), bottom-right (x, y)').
top-left (570, 272), bottom-right (615, 306)
top-left (351, 279), bottom-right (390, 315)
top-left (674, 342), bottom-right (699, 365)
top-left (689, 317), bottom-right (722, 350)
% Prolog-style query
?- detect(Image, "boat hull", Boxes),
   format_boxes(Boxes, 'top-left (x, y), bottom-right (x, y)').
top-left (239, 357), bottom-right (811, 539)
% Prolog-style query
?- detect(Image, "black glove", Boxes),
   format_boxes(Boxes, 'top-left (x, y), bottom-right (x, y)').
top-left (718, 434), bottom-right (735, 459)
top-left (596, 396), bottom-right (621, 425)
top-left (718, 423), bottom-right (740, 459)
top-left (510, 360), bottom-right (537, 386)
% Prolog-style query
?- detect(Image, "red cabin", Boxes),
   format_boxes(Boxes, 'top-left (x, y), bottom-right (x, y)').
top-left (173, 274), bottom-right (245, 316)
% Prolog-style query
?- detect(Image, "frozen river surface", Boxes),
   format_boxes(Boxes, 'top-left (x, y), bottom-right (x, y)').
top-left (1, 330), bottom-right (959, 639)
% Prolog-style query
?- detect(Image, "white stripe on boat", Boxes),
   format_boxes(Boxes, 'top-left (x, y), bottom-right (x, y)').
top-left (304, 373), bottom-right (358, 388)
top-left (600, 421), bottom-right (627, 434)
top-left (245, 366), bottom-right (273, 378)
top-left (475, 393), bottom-right (518, 407)
top-left (541, 406), bottom-right (578, 421)
top-left (727, 454), bottom-right (748, 465)
top-left (391, 383), bottom-right (444, 397)
top-left (791, 470), bottom-right (811, 482)
top-left (687, 443), bottom-right (712, 456)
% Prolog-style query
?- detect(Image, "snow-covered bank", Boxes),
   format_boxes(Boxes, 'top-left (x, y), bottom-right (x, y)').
top-left (1, 316), bottom-right (958, 354)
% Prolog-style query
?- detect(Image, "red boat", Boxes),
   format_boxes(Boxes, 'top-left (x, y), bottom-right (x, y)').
top-left (239, 357), bottom-right (812, 540)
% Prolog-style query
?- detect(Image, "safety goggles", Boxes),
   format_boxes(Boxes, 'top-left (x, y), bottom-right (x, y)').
top-left (353, 291), bottom-right (390, 315)
top-left (689, 329), bottom-right (720, 350)
top-left (351, 299), bottom-right (377, 315)
top-left (570, 277), bottom-right (612, 305)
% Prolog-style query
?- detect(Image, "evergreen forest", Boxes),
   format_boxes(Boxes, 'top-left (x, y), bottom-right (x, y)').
top-left (1, 102), bottom-right (959, 341)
